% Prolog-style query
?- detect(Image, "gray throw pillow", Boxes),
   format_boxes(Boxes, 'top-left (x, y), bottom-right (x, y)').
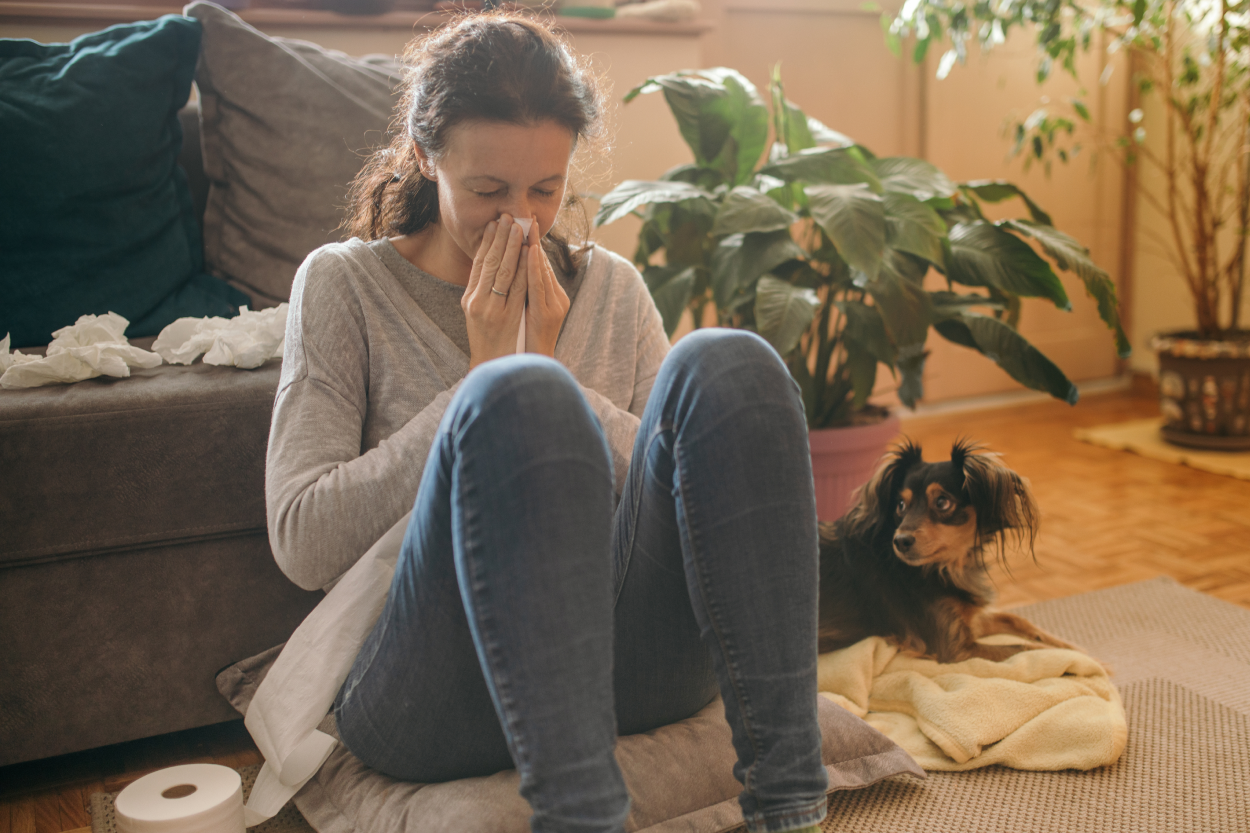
top-left (218, 646), bottom-right (924, 833)
top-left (183, 1), bottom-right (403, 306)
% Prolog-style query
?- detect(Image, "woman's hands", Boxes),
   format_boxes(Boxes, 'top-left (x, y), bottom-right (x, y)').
top-left (518, 223), bottom-right (570, 358)
top-left (463, 215), bottom-right (568, 368)
top-left (464, 216), bottom-right (527, 369)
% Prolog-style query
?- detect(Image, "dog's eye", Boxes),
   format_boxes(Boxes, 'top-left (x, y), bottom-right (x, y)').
top-left (935, 496), bottom-right (952, 512)
top-left (896, 499), bottom-right (906, 514)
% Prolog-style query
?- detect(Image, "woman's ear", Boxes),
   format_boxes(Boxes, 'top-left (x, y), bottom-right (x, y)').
top-left (414, 141), bottom-right (437, 182)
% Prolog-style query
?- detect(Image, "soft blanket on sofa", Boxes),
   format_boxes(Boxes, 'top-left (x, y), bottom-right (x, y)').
top-left (817, 637), bottom-right (1127, 771)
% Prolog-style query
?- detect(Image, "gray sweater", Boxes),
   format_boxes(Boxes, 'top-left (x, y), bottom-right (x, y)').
top-left (265, 237), bottom-right (670, 591)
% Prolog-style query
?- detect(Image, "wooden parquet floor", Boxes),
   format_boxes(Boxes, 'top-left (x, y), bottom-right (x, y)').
top-left (2, 384), bottom-right (1248, 832)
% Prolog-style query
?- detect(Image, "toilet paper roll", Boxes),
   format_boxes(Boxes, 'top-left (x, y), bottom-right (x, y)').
top-left (115, 764), bottom-right (245, 833)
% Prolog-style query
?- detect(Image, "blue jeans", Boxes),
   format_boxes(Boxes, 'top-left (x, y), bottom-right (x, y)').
top-left (334, 329), bottom-right (828, 833)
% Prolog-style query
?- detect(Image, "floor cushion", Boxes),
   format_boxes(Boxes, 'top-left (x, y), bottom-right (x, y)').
top-left (0, 15), bottom-right (248, 348)
top-left (184, 1), bottom-right (403, 306)
top-left (218, 646), bottom-right (924, 832)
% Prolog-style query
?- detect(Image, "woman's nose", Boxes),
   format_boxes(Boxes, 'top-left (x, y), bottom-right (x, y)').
top-left (502, 200), bottom-right (532, 224)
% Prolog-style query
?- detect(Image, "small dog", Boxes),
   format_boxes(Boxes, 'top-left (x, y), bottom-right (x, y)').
top-left (817, 438), bottom-right (1081, 663)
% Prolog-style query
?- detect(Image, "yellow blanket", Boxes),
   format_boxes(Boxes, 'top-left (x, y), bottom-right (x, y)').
top-left (817, 637), bottom-right (1127, 771)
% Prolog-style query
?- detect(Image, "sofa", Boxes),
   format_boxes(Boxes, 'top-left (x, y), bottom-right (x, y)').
top-left (0, 3), bottom-right (404, 766)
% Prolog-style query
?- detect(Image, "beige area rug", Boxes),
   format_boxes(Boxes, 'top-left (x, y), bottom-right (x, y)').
top-left (1075, 417), bottom-right (1250, 480)
top-left (93, 578), bottom-right (1250, 833)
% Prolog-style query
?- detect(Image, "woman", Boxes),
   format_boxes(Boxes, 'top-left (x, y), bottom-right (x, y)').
top-left (266, 12), bottom-right (828, 833)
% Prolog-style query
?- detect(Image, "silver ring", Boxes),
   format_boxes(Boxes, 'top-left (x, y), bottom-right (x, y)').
top-left (490, 287), bottom-right (507, 297)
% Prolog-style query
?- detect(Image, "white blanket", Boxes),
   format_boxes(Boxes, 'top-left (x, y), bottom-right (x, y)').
top-left (818, 636), bottom-right (1127, 771)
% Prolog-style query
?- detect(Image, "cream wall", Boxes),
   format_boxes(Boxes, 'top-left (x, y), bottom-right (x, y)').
top-left (5, 3), bottom-right (1136, 404)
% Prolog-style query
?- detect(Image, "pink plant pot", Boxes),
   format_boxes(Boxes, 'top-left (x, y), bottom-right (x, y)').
top-left (808, 413), bottom-right (902, 522)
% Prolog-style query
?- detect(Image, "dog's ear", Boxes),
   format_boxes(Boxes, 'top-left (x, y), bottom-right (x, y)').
top-left (842, 438), bottom-right (920, 540)
top-left (959, 447), bottom-right (1040, 557)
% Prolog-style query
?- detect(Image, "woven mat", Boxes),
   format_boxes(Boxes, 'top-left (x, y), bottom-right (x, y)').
top-left (1075, 417), bottom-right (1250, 480)
top-left (91, 763), bottom-right (313, 833)
top-left (92, 578), bottom-right (1250, 833)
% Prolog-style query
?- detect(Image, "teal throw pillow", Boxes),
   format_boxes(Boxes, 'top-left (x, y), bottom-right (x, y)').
top-left (0, 16), bottom-right (248, 348)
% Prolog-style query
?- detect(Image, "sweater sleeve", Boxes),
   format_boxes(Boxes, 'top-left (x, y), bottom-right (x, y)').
top-left (265, 247), bottom-right (460, 591)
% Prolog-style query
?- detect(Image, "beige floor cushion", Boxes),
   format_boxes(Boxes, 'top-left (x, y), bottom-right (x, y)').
top-left (218, 645), bottom-right (924, 833)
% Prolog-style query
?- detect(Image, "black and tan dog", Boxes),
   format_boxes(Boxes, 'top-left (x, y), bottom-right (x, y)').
top-left (817, 438), bottom-right (1081, 663)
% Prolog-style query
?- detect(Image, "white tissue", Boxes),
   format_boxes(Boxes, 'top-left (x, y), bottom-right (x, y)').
top-left (153, 304), bottom-right (288, 370)
top-left (514, 218), bottom-right (534, 352)
top-left (0, 313), bottom-right (162, 389)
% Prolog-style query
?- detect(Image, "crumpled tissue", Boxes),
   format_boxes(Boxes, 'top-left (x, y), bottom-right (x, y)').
top-left (153, 304), bottom-right (288, 369)
top-left (1, 313), bottom-right (163, 389)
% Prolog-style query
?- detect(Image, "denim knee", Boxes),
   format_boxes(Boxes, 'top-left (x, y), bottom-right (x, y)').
top-left (445, 352), bottom-right (615, 487)
top-left (451, 355), bottom-right (602, 448)
top-left (662, 329), bottom-right (800, 414)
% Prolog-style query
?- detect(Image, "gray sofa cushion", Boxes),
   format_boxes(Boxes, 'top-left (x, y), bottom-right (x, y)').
top-left (0, 348), bottom-right (280, 568)
top-left (185, 1), bottom-right (403, 306)
top-left (218, 647), bottom-right (924, 832)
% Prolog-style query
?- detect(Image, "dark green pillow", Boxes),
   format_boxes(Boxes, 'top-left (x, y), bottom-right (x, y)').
top-left (0, 16), bottom-right (248, 348)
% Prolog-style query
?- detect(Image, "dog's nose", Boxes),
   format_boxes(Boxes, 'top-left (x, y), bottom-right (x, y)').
top-left (894, 533), bottom-right (914, 553)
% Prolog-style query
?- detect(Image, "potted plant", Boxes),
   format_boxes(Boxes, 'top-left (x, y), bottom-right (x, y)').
top-left (885, 0), bottom-right (1250, 449)
top-left (595, 67), bottom-right (1130, 518)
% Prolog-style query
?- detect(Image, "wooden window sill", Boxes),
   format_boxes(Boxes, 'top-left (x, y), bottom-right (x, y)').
top-left (0, 2), bottom-right (712, 34)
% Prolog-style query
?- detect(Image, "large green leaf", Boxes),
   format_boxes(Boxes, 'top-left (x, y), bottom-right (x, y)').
top-left (783, 101), bottom-right (817, 153)
top-left (631, 70), bottom-right (770, 186)
top-left (805, 183), bottom-right (886, 281)
top-left (960, 180), bottom-right (1054, 226)
top-left (839, 301), bottom-right (897, 366)
top-left (844, 342), bottom-right (880, 409)
top-left (947, 221), bottom-right (1072, 310)
top-left (874, 157), bottom-right (957, 201)
top-left (624, 70), bottom-right (769, 185)
top-left (595, 180), bottom-right (714, 227)
top-left (1000, 219), bottom-right (1131, 357)
top-left (710, 229), bottom-right (807, 308)
top-left (768, 67), bottom-right (818, 155)
top-left (664, 205), bottom-right (715, 268)
top-left (704, 68), bottom-right (771, 185)
top-left (930, 290), bottom-right (1004, 315)
top-left (884, 192), bottom-right (946, 266)
top-left (632, 219), bottom-right (666, 268)
top-left (806, 116), bottom-right (855, 147)
top-left (711, 186), bottom-right (799, 236)
top-left (895, 344), bottom-right (928, 408)
top-left (754, 275), bottom-right (820, 357)
top-left (660, 163), bottom-right (725, 190)
top-left (626, 74), bottom-right (728, 167)
top-left (761, 146), bottom-right (881, 191)
top-left (865, 250), bottom-right (933, 351)
top-left (935, 311), bottom-right (1079, 404)
top-left (643, 265), bottom-right (696, 337)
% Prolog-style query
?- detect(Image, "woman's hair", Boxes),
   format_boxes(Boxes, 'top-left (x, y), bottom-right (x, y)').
top-left (343, 12), bottom-right (607, 277)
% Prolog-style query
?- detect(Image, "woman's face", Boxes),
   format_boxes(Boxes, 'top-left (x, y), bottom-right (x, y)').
top-left (419, 119), bottom-right (575, 274)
